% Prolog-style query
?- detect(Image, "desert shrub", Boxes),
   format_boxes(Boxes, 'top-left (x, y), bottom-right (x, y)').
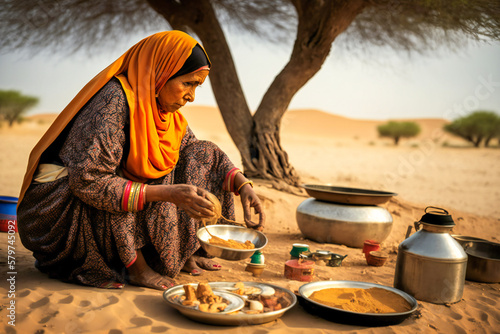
top-left (444, 111), bottom-right (500, 147)
top-left (0, 90), bottom-right (39, 127)
top-left (377, 121), bottom-right (421, 145)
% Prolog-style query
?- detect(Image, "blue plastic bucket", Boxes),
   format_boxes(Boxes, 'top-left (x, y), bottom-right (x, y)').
top-left (0, 196), bottom-right (18, 232)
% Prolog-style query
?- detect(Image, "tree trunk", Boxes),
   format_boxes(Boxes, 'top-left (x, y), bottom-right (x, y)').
top-left (250, 0), bottom-right (366, 184)
top-left (484, 136), bottom-right (492, 147)
top-left (147, 0), bottom-right (367, 186)
top-left (394, 136), bottom-right (400, 145)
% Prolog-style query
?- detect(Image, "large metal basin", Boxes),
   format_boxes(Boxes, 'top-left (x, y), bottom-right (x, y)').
top-left (296, 198), bottom-right (393, 248)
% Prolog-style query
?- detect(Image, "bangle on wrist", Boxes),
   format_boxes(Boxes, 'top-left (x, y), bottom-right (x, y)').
top-left (224, 167), bottom-right (244, 193)
top-left (235, 180), bottom-right (254, 196)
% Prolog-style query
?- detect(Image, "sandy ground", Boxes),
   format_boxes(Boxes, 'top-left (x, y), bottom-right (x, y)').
top-left (0, 107), bottom-right (499, 333)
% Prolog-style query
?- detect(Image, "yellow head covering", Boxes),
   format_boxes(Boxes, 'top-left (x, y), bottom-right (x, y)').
top-left (19, 31), bottom-right (210, 204)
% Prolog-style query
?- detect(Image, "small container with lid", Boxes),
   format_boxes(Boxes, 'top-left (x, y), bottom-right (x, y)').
top-left (394, 206), bottom-right (467, 304)
top-left (284, 255), bottom-right (315, 282)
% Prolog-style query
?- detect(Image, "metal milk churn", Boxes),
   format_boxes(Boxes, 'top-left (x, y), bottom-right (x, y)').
top-left (394, 207), bottom-right (467, 304)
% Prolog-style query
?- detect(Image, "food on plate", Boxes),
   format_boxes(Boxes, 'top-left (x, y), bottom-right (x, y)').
top-left (174, 282), bottom-right (292, 315)
top-left (308, 287), bottom-right (412, 313)
top-left (181, 284), bottom-right (199, 306)
top-left (231, 282), bottom-right (292, 314)
top-left (179, 283), bottom-right (228, 313)
top-left (233, 282), bottom-right (263, 295)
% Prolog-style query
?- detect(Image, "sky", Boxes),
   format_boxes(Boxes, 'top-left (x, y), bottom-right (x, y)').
top-left (1, 29), bottom-right (499, 121)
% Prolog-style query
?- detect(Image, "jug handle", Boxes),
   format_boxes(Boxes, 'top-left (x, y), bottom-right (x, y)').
top-left (425, 206), bottom-right (449, 215)
top-left (414, 220), bottom-right (423, 232)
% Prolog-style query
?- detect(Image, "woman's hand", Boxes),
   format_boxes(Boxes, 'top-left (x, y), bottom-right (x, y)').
top-left (239, 184), bottom-right (266, 231)
top-left (161, 184), bottom-right (216, 219)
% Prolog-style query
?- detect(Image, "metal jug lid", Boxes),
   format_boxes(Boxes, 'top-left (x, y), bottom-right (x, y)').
top-left (420, 206), bottom-right (455, 227)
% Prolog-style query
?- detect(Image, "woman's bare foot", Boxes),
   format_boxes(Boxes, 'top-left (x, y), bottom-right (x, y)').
top-left (127, 249), bottom-right (175, 290)
top-left (182, 255), bottom-right (221, 276)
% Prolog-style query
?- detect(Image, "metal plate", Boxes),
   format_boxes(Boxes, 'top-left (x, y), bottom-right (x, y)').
top-left (163, 282), bottom-right (297, 326)
top-left (298, 280), bottom-right (418, 327)
top-left (302, 184), bottom-right (397, 205)
top-left (164, 285), bottom-right (245, 314)
top-left (197, 225), bottom-right (268, 261)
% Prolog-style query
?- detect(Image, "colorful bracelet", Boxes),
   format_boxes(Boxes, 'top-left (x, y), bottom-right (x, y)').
top-left (138, 184), bottom-right (147, 211)
top-left (122, 181), bottom-right (133, 211)
top-left (128, 182), bottom-right (138, 212)
top-left (235, 180), bottom-right (254, 196)
top-left (224, 167), bottom-right (243, 193)
top-left (122, 181), bottom-right (147, 212)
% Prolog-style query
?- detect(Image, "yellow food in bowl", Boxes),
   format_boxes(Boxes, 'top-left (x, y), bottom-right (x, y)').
top-left (208, 235), bottom-right (255, 250)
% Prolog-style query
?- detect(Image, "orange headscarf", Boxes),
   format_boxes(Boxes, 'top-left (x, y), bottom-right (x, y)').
top-left (18, 31), bottom-right (210, 204)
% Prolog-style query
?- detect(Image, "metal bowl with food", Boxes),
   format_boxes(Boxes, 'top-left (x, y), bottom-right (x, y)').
top-left (197, 225), bottom-right (268, 261)
top-left (302, 184), bottom-right (397, 206)
top-left (298, 280), bottom-right (418, 327)
top-left (164, 285), bottom-right (245, 315)
top-left (163, 282), bottom-right (297, 326)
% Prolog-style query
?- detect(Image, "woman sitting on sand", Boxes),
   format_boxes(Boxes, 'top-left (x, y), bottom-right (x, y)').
top-left (17, 31), bottom-right (265, 290)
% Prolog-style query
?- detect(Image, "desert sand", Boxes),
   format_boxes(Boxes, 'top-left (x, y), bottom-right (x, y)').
top-left (1, 106), bottom-right (499, 333)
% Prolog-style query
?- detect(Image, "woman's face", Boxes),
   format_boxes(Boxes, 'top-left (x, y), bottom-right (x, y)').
top-left (157, 70), bottom-right (209, 113)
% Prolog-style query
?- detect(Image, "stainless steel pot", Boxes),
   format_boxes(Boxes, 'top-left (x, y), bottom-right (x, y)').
top-left (464, 241), bottom-right (500, 283)
top-left (296, 198), bottom-right (393, 248)
top-left (394, 207), bottom-right (467, 304)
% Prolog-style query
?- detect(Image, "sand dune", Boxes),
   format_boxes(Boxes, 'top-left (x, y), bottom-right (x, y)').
top-left (1, 106), bottom-right (499, 333)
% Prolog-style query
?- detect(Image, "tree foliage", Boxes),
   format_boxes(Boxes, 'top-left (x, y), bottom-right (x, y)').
top-left (1, 1), bottom-right (498, 55)
top-left (0, 90), bottom-right (39, 127)
top-left (377, 121), bottom-right (421, 145)
top-left (444, 111), bottom-right (500, 147)
top-left (1, 0), bottom-right (499, 186)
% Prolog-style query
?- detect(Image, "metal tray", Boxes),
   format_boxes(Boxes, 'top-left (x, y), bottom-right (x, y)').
top-left (298, 280), bottom-right (418, 327)
top-left (302, 184), bottom-right (397, 205)
top-left (163, 282), bottom-right (297, 326)
top-left (164, 286), bottom-right (245, 314)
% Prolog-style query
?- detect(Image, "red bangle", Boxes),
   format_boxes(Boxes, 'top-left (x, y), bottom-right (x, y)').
top-left (122, 181), bottom-right (132, 211)
top-left (137, 184), bottom-right (147, 211)
top-left (125, 254), bottom-right (138, 268)
top-left (137, 184), bottom-right (144, 211)
top-left (225, 167), bottom-right (239, 191)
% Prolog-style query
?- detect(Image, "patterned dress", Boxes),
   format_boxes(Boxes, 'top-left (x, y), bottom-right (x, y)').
top-left (17, 78), bottom-right (235, 287)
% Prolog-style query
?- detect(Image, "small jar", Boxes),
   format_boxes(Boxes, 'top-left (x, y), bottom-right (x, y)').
top-left (250, 250), bottom-right (265, 264)
top-left (290, 243), bottom-right (310, 259)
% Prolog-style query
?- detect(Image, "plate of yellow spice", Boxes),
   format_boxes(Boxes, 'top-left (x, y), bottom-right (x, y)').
top-left (298, 280), bottom-right (418, 326)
